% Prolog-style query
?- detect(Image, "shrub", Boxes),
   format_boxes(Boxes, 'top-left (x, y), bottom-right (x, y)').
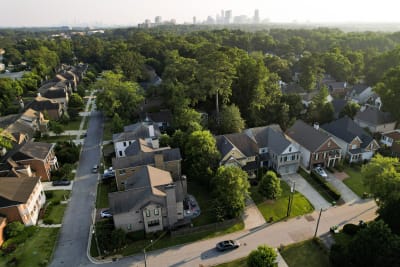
top-left (343, 223), bottom-right (359, 236)
top-left (45, 191), bottom-right (53, 199)
top-left (247, 245), bottom-right (278, 267)
top-left (5, 222), bottom-right (24, 239)
top-left (43, 218), bottom-right (54, 225)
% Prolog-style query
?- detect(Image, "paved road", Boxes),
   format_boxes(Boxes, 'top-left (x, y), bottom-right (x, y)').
top-left (282, 174), bottom-right (331, 210)
top-left (49, 110), bottom-right (104, 267)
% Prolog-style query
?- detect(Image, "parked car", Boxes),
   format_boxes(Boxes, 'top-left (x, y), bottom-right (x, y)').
top-left (101, 209), bottom-right (113, 218)
top-left (314, 166), bottom-right (328, 179)
top-left (52, 179), bottom-right (71, 186)
top-left (216, 240), bottom-right (240, 251)
top-left (92, 165), bottom-right (99, 173)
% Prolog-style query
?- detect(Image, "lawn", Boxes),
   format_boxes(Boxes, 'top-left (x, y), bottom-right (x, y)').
top-left (342, 166), bottom-right (370, 197)
top-left (38, 135), bottom-right (76, 143)
top-left (103, 119), bottom-right (113, 141)
top-left (43, 190), bottom-right (70, 224)
top-left (298, 169), bottom-right (337, 203)
top-left (45, 190), bottom-right (70, 203)
top-left (44, 204), bottom-right (67, 224)
top-left (96, 181), bottom-right (117, 208)
top-left (215, 257), bottom-right (247, 267)
top-left (0, 227), bottom-right (59, 267)
top-left (62, 118), bottom-right (83, 131)
top-left (187, 181), bottom-right (216, 226)
top-left (280, 239), bottom-right (331, 267)
top-left (250, 181), bottom-right (314, 222)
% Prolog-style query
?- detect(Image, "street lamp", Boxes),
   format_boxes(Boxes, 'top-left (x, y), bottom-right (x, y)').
top-left (286, 181), bottom-right (296, 217)
top-left (143, 239), bottom-right (153, 267)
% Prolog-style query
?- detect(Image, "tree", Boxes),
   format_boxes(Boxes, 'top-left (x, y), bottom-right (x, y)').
top-left (0, 128), bottom-right (14, 149)
top-left (111, 113), bottom-right (124, 133)
top-left (258, 171), bottom-right (282, 199)
top-left (347, 220), bottom-right (400, 267)
top-left (172, 108), bottom-right (202, 131)
top-left (184, 130), bottom-right (220, 185)
top-left (94, 71), bottom-right (144, 121)
top-left (0, 78), bottom-right (23, 116)
top-left (218, 104), bottom-right (245, 134)
top-left (49, 121), bottom-right (64, 136)
top-left (375, 66), bottom-right (400, 121)
top-left (5, 222), bottom-right (24, 239)
top-left (68, 93), bottom-right (84, 109)
top-left (211, 166), bottom-right (249, 219)
top-left (25, 46), bottom-right (59, 78)
top-left (247, 245), bottom-right (278, 267)
top-left (339, 102), bottom-right (360, 119)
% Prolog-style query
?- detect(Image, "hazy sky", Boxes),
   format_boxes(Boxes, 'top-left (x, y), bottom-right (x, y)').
top-left (1, 0), bottom-right (400, 27)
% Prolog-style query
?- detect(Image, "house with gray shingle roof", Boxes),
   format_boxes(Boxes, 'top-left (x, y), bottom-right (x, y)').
top-left (347, 84), bottom-right (374, 104)
top-left (109, 165), bottom-right (186, 233)
top-left (245, 125), bottom-right (301, 175)
top-left (286, 120), bottom-right (342, 169)
top-left (380, 130), bottom-right (400, 157)
top-left (321, 116), bottom-right (379, 163)
top-left (354, 106), bottom-right (397, 133)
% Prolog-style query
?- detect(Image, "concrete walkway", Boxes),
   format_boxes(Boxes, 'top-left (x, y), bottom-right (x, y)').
top-left (282, 173), bottom-right (331, 210)
top-left (326, 172), bottom-right (360, 203)
top-left (42, 181), bottom-right (73, 191)
top-left (242, 197), bottom-right (266, 230)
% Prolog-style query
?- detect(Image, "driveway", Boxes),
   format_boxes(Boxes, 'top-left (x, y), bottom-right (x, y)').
top-left (326, 172), bottom-right (360, 203)
top-left (282, 173), bottom-right (331, 211)
top-left (42, 181), bottom-right (73, 191)
top-left (242, 197), bottom-right (266, 230)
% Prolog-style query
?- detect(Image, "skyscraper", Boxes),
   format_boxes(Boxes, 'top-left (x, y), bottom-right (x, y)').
top-left (225, 10), bottom-right (232, 24)
top-left (155, 16), bottom-right (162, 24)
top-left (254, 9), bottom-right (260, 23)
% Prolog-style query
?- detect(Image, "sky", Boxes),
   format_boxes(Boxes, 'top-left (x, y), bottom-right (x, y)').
top-left (1, 0), bottom-right (400, 27)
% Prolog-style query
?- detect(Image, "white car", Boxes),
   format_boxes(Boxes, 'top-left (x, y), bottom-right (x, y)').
top-left (100, 209), bottom-right (113, 218)
top-left (314, 166), bottom-right (328, 178)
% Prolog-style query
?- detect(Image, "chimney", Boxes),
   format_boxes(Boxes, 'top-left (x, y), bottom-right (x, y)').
top-left (313, 123), bottom-right (319, 130)
top-left (154, 153), bottom-right (164, 169)
top-left (37, 93), bottom-right (41, 97)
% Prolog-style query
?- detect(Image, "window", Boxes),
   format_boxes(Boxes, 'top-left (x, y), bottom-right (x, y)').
top-left (119, 151), bottom-right (123, 157)
top-left (127, 224), bottom-right (132, 230)
top-left (289, 147), bottom-right (292, 152)
top-left (147, 220), bottom-right (160, 227)
top-left (154, 209), bottom-right (159, 215)
top-left (123, 141), bottom-right (127, 147)
top-left (315, 153), bottom-right (319, 160)
top-left (145, 210), bottom-right (150, 217)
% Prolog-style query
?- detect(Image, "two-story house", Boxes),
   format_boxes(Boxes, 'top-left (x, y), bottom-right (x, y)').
top-left (113, 148), bottom-right (182, 190)
top-left (244, 126), bottom-right (301, 175)
top-left (108, 165), bottom-right (186, 233)
top-left (215, 133), bottom-right (259, 177)
top-left (286, 120), bottom-right (342, 169)
top-left (354, 106), bottom-right (396, 133)
top-left (11, 142), bottom-right (58, 181)
top-left (28, 95), bottom-right (64, 120)
top-left (321, 117), bottom-right (379, 163)
top-left (0, 177), bottom-right (46, 226)
top-left (381, 130), bottom-right (400, 157)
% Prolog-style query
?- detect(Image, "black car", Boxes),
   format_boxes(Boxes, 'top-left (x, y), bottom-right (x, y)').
top-left (52, 179), bottom-right (71, 186)
top-left (216, 240), bottom-right (240, 251)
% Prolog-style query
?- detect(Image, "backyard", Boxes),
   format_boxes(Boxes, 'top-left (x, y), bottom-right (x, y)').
top-left (250, 181), bottom-right (314, 222)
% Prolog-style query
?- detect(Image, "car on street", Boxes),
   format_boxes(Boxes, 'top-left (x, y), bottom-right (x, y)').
top-left (92, 165), bottom-right (99, 173)
top-left (314, 166), bottom-right (328, 179)
top-left (216, 240), bottom-right (240, 251)
top-left (100, 209), bottom-right (113, 218)
top-left (52, 179), bottom-right (71, 186)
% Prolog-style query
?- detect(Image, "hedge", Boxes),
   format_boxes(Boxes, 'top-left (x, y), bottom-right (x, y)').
top-left (310, 170), bottom-right (341, 201)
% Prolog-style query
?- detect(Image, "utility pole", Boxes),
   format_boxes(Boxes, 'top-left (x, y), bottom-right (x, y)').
top-left (143, 248), bottom-right (147, 267)
top-left (286, 181), bottom-right (296, 217)
top-left (314, 208), bottom-right (323, 238)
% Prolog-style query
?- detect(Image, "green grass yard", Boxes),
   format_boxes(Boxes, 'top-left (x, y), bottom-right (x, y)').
top-left (250, 181), bottom-right (314, 222)
top-left (341, 166), bottom-right (370, 197)
top-left (188, 181), bottom-right (217, 226)
top-left (0, 227), bottom-right (59, 267)
top-left (280, 239), bottom-right (331, 267)
top-left (62, 118), bottom-right (83, 131)
top-left (215, 257), bottom-right (248, 267)
top-left (96, 181), bottom-right (117, 208)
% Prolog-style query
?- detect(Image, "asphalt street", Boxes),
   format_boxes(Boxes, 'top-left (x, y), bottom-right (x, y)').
top-left (49, 110), bottom-right (104, 267)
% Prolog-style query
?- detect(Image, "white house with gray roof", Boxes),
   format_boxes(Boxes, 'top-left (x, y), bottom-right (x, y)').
top-left (354, 106), bottom-right (397, 133)
top-left (109, 165), bottom-right (186, 233)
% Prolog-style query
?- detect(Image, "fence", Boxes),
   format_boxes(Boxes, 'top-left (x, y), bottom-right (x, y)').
top-left (170, 218), bottom-right (241, 237)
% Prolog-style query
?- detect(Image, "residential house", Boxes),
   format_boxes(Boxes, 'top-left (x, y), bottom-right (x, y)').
top-left (286, 120), bottom-right (342, 169)
top-left (113, 123), bottom-right (161, 158)
top-left (245, 126), bottom-right (301, 175)
top-left (27, 95), bottom-right (64, 120)
top-left (325, 81), bottom-right (348, 96)
top-left (380, 130), bottom-right (400, 157)
top-left (38, 82), bottom-right (70, 110)
top-left (347, 84), bottom-right (374, 104)
top-left (215, 133), bottom-right (259, 177)
top-left (281, 83), bottom-right (333, 108)
top-left (354, 106), bottom-right (397, 133)
top-left (331, 99), bottom-right (348, 119)
top-left (11, 142), bottom-right (58, 181)
top-left (321, 117), bottom-right (379, 163)
top-left (0, 217), bottom-right (6, 246)
top-left (142, 110), bottom-right (173, 132)
top-left (109, 165), bottom-right (186, 233)
top-left (113, 148), bottom-right (182, 190)
top-left (0, 177), bottom-right (46, 226)
top-left (19, 108), bottom-right (49, 133)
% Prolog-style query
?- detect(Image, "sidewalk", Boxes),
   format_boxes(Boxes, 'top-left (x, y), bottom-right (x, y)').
top-left (242, 197), bottom-right (266, 230)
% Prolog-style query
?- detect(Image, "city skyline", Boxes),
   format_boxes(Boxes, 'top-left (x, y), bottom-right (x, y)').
top-left (1, 0), bottom-right (400, 27)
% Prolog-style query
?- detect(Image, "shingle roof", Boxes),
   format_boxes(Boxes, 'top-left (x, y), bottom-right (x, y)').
top-left (286, 120), bottom-right (331, 151)
top-left (215, 133), bottom-right (258, 158)
top-left (112, 148), bottom-right (181, 169)
top-left (352, 84), bottom-right (370, 95)
top-left (331, 99), bottom-right (347, 115)
top-left (0, 177), bottom-right (40, 208)
top-left (355, 106), bottom-right (396, 125)
top-left (382, 131), bottom-right (400, 140)
top-left (144, 110), bottom-right (173, 125)
top-left (43, 88), bottom-right (67, 99)
top-left (12, 142), bottom-right (53, 161)
top-left (113, 123), bottom-right (161, 142)
top-left (321, 117), bottom-right (373, 148)
top-left (245, 125), bottom-right (290, 154)
top-left (28, 96), bottom-right (60, 112)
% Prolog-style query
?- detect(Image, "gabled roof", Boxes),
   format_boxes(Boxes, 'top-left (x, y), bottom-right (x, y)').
top-left (331, 99), bottom-right (347, 115)
top-left (28, 96), bottom-right (60, 111)
top-left (144, 110), bottom-right (173, 125)
top-left (0, 177), bottom-right (40, 208)
top-left (109, 166), bottom-right (174, 214)
top-left (113, 123), bottom-right (161, 142)
top-left (215, 133), bottom-right (258, 158)
top-left (43, 88), bottom-right (67, 99)
top-left (352, 84), bottom-right (370, 95)
top-left (286, 120), bottom-right (332, 152)
top-left (12, 142), bottom-right (53, 161)
top-left (245, 125), bottom-right (291, 154)
top-left (112, 148), bottom-right (181, 169)
top-left (321, 117), bottom-right (373, 148)
top-left (355, 106), bottom-right (396, 125)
